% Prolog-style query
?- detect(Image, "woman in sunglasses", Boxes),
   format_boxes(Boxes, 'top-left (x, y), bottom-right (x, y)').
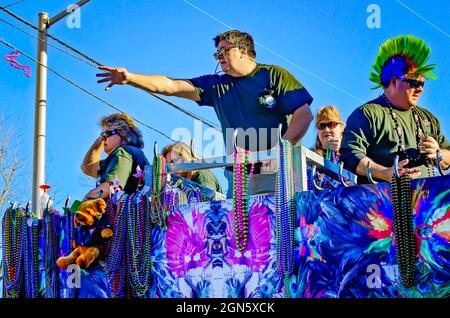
top-left (81, 113), bottom-right (150, 200)
top-left (313, 106), bottom-right (345, 162)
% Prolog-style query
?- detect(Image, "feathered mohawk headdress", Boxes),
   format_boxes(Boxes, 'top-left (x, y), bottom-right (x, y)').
top-left (369, 35), bottom-right (436, 89)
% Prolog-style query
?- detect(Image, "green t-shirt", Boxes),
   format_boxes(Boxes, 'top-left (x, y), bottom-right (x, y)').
top-left (191, 170), bottom-right (223, 193)
top-left (190, 64), bottom-right (313, 154)
top-left (98, 145), bottom-right (150, 193)
top-left (341, 95), bottom-right (450, 182)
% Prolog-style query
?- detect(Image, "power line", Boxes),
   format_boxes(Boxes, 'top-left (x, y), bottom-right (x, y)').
top-left (2, 0), bottom-right (26, 9)
top-left (0, 17), bottom-right (98, 68)
top-left (0, 5), bottom-right (102, 66)
top-left (0, 38), bottom-right (175, 142)
top-left (0, 6), bottom-right (221, 130)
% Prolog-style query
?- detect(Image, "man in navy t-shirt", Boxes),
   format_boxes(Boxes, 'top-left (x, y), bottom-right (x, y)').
top-left (97, 30), bottom-right (314, 197)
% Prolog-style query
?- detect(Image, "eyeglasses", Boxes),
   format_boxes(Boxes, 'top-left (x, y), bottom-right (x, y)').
top-left (213, 46), bottom-right (236, 60)
top-left (317, 122), bottom-right (340, 130)
top-left (100, 129), bottom-right (118, 140)
top-left (400, 78), bottom-right (425, 89)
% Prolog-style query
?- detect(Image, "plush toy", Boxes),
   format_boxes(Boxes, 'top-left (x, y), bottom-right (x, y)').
top-left (56, 198), bottom-right (113, 270)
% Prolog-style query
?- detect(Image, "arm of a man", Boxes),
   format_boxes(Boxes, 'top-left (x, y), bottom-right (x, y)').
top-left (97, 66), bottom-right (201, 101)
top-left (283, 103), bottom-right (313, 145)
top-left (81, 137), bottom-right (103, 178)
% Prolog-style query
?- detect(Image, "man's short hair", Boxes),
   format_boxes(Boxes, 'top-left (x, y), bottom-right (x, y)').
top-left (213, 30), bottom-right (256, 59)
top-left (100, 113), bottom-right (144, 149)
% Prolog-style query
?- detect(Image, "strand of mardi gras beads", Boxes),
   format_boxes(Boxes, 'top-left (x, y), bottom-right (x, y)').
top-left (104, 194), bottom-right (128, 297)
top-left (275, 139), bottom-right (296, 297)
top-left (24, 217), bottom-right (40, 298)
top-left (44, 212), bottom-right (61, 298)
top-left (2, 206), bottom-right (26, 297)
top-left (233, 148), bottom-right (250, 251)
top-left (110, 195), bottom-right (128, 298)
top-left (391, 172), bottom-right (417, 288)
top-left (126, 193), bottom-right (152, 297)
top-left (62, 207), bottom-right (77, 298)
top-left (151, 154), bottom-right (169, 229)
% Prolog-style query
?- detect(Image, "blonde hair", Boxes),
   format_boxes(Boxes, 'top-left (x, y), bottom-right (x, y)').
top-left (314, 106), bottom-right (344, 154)
top-left (161, 141), bottom-right (201, 179)
top-left (315, 106), bottom-right (343, 126)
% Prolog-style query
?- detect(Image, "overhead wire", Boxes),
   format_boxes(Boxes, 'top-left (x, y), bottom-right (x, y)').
top-left (0, 5), bottom-right (221, 131)
top-left (2, 0), bottom-right (26, 9)
top-left (0, 17), bottom-right (98, 68)
top-left (0, 37), bottom-right (175, 142)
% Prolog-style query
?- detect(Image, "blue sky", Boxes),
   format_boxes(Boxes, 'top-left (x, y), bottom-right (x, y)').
top-left (0, 0), bottom-right (449, 207)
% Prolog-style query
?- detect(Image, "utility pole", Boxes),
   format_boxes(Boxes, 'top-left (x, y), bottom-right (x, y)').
top-left (32, 0), bottom-right (91, 218)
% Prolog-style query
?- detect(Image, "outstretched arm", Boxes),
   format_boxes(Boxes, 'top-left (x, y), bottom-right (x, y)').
top-left (96, 66), bottom-right (201, 101)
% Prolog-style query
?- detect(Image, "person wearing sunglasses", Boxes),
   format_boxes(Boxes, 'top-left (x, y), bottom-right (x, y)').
top-left (313, 106), bottom-right (345, 162)
top-left (340, 35), bottom-right (450, 183)
top-left (96, 29), bottom-right (313, 198)
top-left (81, 113), bottom-right (150, 200)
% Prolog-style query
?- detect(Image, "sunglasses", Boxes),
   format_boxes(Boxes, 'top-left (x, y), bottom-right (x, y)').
top-left (100, 129), bottom-right (118, 140)
top-left (213, 46), bottom-right (236, 60)
top-left (400, 78), bottom-right (425, 89)
top-left (317, 122), bottom-right (340, 130)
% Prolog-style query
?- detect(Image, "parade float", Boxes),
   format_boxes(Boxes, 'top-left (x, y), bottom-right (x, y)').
top-left (3, 136), bottom-right (449, 298)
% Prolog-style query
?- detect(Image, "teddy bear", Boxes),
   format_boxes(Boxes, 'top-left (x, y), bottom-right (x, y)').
top-left (56, 198), bottom-right (113, 270)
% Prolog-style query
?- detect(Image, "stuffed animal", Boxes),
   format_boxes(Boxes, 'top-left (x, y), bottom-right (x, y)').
top-left (56, 198), bottom-right (113, 270)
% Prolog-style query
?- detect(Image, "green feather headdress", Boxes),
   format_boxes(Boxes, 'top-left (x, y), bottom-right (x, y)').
top-left (369, 35), bottom-right (437, 89)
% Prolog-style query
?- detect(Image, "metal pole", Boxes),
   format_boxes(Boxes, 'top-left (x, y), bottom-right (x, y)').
top-left (32, 12), bottom-right (48, 218)
top-left (31, 2), bottom-right (92, 218)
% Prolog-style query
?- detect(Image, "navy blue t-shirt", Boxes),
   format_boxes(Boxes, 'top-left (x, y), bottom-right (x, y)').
top-left (190, 63), bottom-right (313, 154)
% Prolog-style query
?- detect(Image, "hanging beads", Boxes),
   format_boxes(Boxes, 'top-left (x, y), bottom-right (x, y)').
top-left (383, 94), bottom-right (434, 176)
top-left (2, 206), bottom-right (26, 298)
top-left (233, 148), bottom-right (250, 251)
top-left (391, 172), bottom-right (417, 288)
top-left (275, 139), bottom-right (296, 298)
top-left (126, 193), bottom-right (153, 297)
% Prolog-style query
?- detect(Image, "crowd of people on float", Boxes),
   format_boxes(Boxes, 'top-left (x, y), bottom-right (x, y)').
top-left (83, 30), bottom-right (449, 200)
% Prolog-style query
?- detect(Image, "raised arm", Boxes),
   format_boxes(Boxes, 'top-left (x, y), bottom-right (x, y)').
top-left (81, 137), bottom-right (103, 178)
top-left (96, 66), bottom-right (200, 101)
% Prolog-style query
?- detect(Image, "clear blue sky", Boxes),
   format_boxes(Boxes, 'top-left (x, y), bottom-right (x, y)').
top-left (0, 0), bottom-right (449, 207)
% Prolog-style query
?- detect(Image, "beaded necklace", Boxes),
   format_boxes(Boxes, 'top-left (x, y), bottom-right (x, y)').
top-left (2, 206), bottom-right (26, 297)
top-left (382, 94), bottom-right (434, 176)
top-left (233, 148), bottom-right (251, 251)
top-left (151, 154), bottom-right (169, 229)
top-left (126, 193), bottom-right (152, 297)
top-left (104, 195), bottom-right (128, 297)
top-left (275, 139), bottom-right (296, 298)
top-left (43, 211), bottom-right (60, 298)
top-left (391, 173), bottom-right (417, 288)
top-left (62, 207), bottom-right (77, 298)
top-left (24, 217), bottom-right (40, 298)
